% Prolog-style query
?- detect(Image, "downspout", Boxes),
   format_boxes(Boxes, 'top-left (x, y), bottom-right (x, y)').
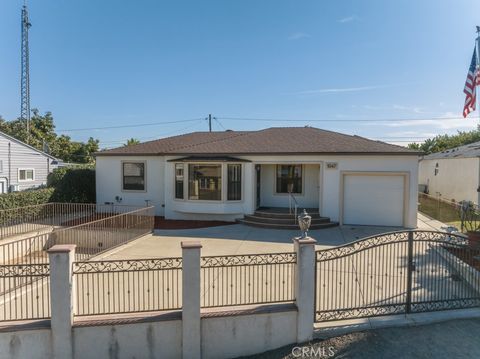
top-left (8, 142), bottom-right (11, 192)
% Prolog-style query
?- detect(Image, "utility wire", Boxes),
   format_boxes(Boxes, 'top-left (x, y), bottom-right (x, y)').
top-left (216, 115), bottom-right (480, 123)
top-left (57, 118), bottom-right (204, 132)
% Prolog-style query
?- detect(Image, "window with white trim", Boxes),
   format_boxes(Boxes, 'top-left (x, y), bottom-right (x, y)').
top-left (122, 162), bottom-right (145, 191)
top-left (276, 165), bottom-right (302, 194)
top-left (18, 169), bottom-right (34, 182)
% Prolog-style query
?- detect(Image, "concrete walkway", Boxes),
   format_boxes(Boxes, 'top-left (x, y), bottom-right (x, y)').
top-left (100, 213), bottom-right (445, 260)
top-left (244, 317), bottom-right (480, 358)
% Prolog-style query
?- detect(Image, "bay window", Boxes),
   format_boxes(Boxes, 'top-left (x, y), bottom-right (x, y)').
top-left (175, 164), bottom-right (184, 199)
top-left (188, 164), bottom-right (222, 200)
top-left (227, 164), bottom-right (242, 200)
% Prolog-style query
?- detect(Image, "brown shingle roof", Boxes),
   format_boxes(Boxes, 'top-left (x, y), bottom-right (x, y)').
top-left (96, 127), bottom-right (420, 156)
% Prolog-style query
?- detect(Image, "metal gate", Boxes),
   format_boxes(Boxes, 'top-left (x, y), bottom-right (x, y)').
top-left (315, 230), bottom-right (480, 322)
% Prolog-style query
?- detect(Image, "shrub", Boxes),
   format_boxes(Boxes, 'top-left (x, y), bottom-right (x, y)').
top-left (0, 187), bottom-right (55, 210)
top-left (48, 167), bottom-right (95, 203)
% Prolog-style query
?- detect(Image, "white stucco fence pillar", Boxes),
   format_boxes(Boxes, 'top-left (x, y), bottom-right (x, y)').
top-left (293, 237), bottom-right (316, 343)
top-left (181, 241), bottom-right (202, 359)
top-left (47, 244), bottom-right (76, 359)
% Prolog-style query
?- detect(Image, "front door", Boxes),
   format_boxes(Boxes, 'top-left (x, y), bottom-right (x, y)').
top-left (255, 165), bottom-right (261, 208)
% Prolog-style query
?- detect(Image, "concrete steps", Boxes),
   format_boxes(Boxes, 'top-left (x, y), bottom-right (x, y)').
top-left (237, 207), bottom-right (338, 230)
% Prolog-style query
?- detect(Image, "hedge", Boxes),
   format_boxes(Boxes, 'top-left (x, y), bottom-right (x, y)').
top-left (0, 166), bottom-right (96, 211)
top-left (0, 187), bottom-right (55, 210)
top-left (48, 167), bottom-right (96, 203)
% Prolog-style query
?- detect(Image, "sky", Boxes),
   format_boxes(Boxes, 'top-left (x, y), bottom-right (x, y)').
top-left (0, 0), bottom-right (479, 149)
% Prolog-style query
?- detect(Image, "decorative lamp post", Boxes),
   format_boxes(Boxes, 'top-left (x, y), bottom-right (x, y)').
top-left (298, 209), bottom-right (312, 239)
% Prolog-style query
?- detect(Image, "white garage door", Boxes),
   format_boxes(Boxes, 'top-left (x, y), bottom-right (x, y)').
top-left (343, 175), bottom-right (405, 227)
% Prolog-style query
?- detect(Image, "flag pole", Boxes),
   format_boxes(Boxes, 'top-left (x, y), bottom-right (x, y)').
top-left (476, 26), bottom-right (480, 122)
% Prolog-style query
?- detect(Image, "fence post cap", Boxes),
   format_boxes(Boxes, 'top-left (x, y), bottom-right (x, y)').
top-left (293, 237), bottom-right (317, 245)
top-left (181, 241), bottom-right (202, 249)
top-left (47, 244), bottom-right (77, 253)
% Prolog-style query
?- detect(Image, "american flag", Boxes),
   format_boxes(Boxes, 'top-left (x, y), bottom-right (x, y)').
top-left (463, 48), bottom-right (480, 118)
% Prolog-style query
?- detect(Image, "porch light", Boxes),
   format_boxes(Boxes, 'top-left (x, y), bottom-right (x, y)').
top-left (298, 209), bottom-right (311, 238)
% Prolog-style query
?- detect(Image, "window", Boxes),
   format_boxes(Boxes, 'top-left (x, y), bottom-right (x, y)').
top-left (18, 169), bottom-right (34, 181)
top-left (122, 162), bottom-right (145, 191)
top-left (188, 164), bottom-right (221, 200)
top-left (0, 160), bottom-right (3, 173)
top-left (227, 164), bottom-right (242, 200)
top-left (276, 165), bottom-right (302, 194)
top-left (175, 163), bottom-right (184, 199)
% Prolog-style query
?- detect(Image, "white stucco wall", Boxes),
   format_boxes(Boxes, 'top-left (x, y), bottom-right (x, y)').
top-left (0, 310), bottom-right (296, 359)
top-left (96, 156), bottom-right (166, 216)
top-left (419, 157), bottom-right (480, 204)
top-left (0, 328), bottom-right (52, 359)
top-left (201, 310), bottom-right (297, 359)
top-left (96, 154), bottom-right (418, 227)
top-left (259, 164), bottom-right (320, 209)
top-left (73, 320), bottom-right (182, 359)
top-left (242, 155), bottom-right (418, 228)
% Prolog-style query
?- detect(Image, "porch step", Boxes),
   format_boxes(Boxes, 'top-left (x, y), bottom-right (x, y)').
top-left (238, 207), bottom-right (338, 230)
top-left (237, 219), bottom-right (338, 230)
top-left (243, 215), bottom-right (331, 225)
top-left (254, 207), bottom-right (320, 219)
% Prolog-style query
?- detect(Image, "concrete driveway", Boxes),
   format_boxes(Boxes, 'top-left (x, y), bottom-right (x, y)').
top-left (100, 214), bottom-right (436, 260)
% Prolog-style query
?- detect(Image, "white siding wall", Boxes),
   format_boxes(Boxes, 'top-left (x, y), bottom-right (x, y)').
top-left (0, 134), bottom-right (55, 191)
top-left (260, 164), bottom-right (320, 209)
top-left (419, 157), bottom-right (480, 203)
top-left (95, 156), bottom-right (166, 216)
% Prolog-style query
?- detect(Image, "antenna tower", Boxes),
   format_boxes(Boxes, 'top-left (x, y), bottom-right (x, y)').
top-left (20, 4), bottom-right (32, 143)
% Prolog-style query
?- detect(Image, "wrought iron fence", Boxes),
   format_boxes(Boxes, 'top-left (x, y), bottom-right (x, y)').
top-left (73, 257), bottom-right (182, 316)
top-left (0, 263), bottom-right (50, 322)
top-left (0, 202), bottom-right (146, 240)
top-left (200, 252), bottom-right (297, 308)
top-left (55, 206), bottom-right (155, 261)
top-left (0, 206), bottom-right (154, 265)
top-left (315, 230), bottom-right (480, 322)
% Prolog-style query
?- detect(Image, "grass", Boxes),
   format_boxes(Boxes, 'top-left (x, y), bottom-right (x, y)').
top-left (418, 193), bottom-right (461, 225)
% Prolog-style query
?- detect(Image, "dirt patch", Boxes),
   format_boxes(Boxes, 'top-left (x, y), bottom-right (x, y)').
top-left (446, 246), bottom-right (480, 271)
top-left (154, 216), bottom-right (235, 230)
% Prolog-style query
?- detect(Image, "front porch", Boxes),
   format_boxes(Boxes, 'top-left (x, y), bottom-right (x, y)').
top-left (254, 163), bottom-right (322, 211)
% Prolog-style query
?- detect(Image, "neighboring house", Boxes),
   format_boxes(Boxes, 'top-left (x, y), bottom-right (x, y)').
top-left (418, 141), bottom-right (480, 204)
top-left (95, 127), bottom-right (420, 228)
top-left (0, 130), bottom-right (61, 193)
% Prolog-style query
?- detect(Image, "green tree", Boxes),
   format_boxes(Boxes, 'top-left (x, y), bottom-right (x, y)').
top-left (408, 126), bottom-right (480, 154)
top-left (124, 138), bottom-right (140, 146)
top-left (0, 110), bottom-right (99, 163)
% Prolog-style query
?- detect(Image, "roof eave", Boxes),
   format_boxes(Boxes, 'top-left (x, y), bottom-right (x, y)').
top-left (95, 151), bottom-right (421, 157)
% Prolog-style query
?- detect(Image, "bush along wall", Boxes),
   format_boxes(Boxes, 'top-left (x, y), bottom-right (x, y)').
top-left (0, 187), bottom-right (55, 210)
top-left (48, 167), bottom-right (96, 203)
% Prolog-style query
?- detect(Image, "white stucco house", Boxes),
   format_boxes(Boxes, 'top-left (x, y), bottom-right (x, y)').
top-left (95, 127), bottom-right (420, 228)
top-left (419, 141), bottom-right (480, 204)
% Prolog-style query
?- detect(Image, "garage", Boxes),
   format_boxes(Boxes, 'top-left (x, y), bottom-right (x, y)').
top-left (342, 173), bottom-right (406, 227)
